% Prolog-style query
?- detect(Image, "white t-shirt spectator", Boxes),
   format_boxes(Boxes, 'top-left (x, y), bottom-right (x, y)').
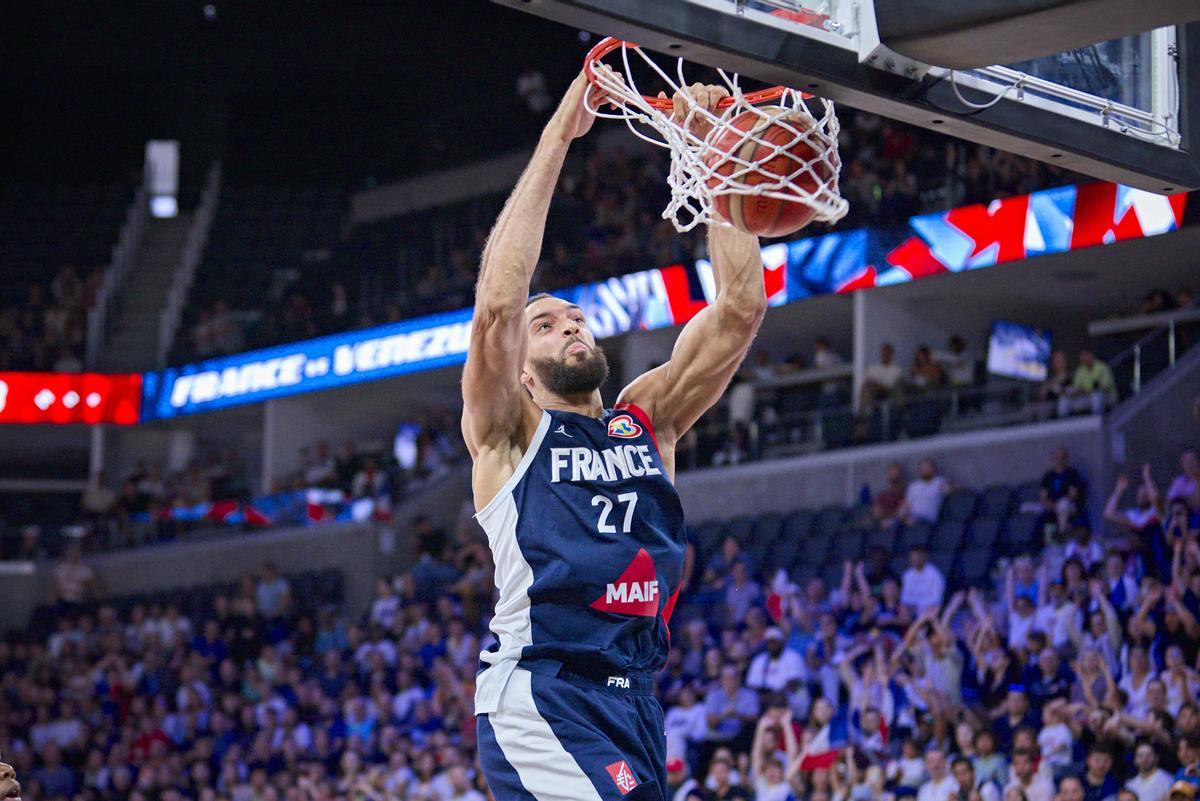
top-left (865, 361), bottom-right (903, 390)
top-left (917, 775), bottom-right (960, 801)
top-left (746, 648), bottom-right (806, 692)
top-left (370, 593), bottom-right (400, 629)
top-left (1005, 775), bottom-right (1055, 801)
top-left (1008, 609), bottom-right (1037, 650)
top-left (1034, 601), bottom-right (1080, 649)
top-left (256, 577), bottom-right (291, 618)
top-left (1037, 722), bottom-right (1074, 766)
top-left (1167, 474), bottom-right (1198, 503)
top-left (901, 563), bottom-right (946, 614)
top-left (664, 703), bottom-right (708, 758)
top-left (1125, 769), bottom-right (1174, 801)
top-left (53, 560), bottom-right (95, 604)
top-left (905, 476), bottom-right (951, 523)
top-left (756, 778), bottom-right (792, 801)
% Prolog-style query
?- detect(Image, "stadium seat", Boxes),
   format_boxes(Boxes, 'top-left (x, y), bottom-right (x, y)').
top-left (781, 510), bottom-right (815, 544)
top-left (751, 513), bottom-right (785, 547)
top-left (1003, 512), bottom-right (1042, 555)
top-left (957, 547), bottom-right (993, 588)
top-left (931, 550), bottom-right (955, 578)
top-left (930, 521), bottom-right (964, 553)
top-left (832, 529), bottom-right (865, 563)
top-left (898, 521), bottom-right (932, 553)
top-left (726, 516), bottom-right (756, 546)
top-left (814, 505), bottom-right (848, 537)
top-left (691, 520), bottom-right (726, 559)
top-left (941, 490), bottom-right (978, 522)
top-left (865, 528), bottom-right (896, 555)
top-left (819, 560), bottom-right (845, 592)
top-left (980, 485), bottom-right (1015, 518)
top-left (967, 517), bottom-right (1002, 550)
top-left (902, 399), bottom-right (944, 438)
top-left (1014, 481), bottom-right (1042, 508)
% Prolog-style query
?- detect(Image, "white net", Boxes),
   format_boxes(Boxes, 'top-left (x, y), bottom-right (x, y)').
top-left (585, 39), bottom-right (849, 233)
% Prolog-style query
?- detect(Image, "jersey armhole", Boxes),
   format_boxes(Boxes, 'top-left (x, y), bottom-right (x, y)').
top-left (474, 411), bottom-right (552, 522)
top-left (614, 402), bottom-right (659, 452)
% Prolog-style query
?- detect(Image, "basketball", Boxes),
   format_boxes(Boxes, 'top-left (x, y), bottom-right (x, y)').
top-left (703, 106), bottom-right (834, 237)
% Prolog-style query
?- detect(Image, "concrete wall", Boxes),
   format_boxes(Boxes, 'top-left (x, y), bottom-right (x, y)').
top-left (1107, 346), bottom-right (1200, 501)
top-left (675, 415), bottom-right (1105, 522)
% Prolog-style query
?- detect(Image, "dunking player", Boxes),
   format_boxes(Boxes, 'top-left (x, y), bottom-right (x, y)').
top-left (463, 72), bottom-right (767, 801)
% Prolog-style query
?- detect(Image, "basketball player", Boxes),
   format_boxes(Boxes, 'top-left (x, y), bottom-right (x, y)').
top-left (463, 72), bottom-right (768, 801)
top-left (0, 758), bottom-right (20, 801)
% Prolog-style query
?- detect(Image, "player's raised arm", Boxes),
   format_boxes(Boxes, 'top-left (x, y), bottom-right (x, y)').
top-left (618, 219), bottom-right (767, 446)
top-left (461, 74), bottom-right (595, 457)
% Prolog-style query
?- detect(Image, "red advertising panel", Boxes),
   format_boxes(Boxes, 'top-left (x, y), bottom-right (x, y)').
top-left (0, 372), bottom-right (142, 425)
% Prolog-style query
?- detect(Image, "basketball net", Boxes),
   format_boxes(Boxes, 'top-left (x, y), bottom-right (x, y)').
top-left (585, 38), bottom-right (849, 233)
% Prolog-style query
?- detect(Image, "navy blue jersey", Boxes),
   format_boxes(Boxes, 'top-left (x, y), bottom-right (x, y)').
top-left (473, 403), bottom-right (686, 714)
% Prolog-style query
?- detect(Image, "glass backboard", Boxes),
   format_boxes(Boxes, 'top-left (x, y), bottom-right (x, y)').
top-left (495, 0), bottom-right (1199, 192)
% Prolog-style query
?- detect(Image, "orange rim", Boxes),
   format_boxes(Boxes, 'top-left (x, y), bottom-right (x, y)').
top-left (584, 37), bottom-right (792, 111)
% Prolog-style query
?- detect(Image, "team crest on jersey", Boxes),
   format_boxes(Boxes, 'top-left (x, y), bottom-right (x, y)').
top-left (607, 414), bottom-right (642, 439)
top-left (605, 761), bottom-right (639, 795)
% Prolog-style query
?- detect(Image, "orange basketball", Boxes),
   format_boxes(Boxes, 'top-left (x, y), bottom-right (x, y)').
top-left (703, 106), bottom-right (833, 237)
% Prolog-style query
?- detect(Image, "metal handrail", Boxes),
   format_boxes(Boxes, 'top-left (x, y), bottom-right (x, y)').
top-left (156, 162), bottom-right (223, 367)
top-left (85, 183), bottom-right (149, 368)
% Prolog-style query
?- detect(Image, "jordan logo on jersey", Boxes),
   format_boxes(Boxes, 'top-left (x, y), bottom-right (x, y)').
top-left (605, 761), bottom-right (639, 794)
top-left (590, 547), bottom-right (660, 617)
top-left (607, 414), bottom-right (642, 439)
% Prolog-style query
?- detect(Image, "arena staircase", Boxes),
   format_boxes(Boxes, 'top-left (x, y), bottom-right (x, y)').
top-left (97, 214), bottom-right (194, 372)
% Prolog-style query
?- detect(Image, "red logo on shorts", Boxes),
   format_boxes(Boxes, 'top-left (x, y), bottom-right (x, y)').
top-left (606, 760), bottom-right (639, 794)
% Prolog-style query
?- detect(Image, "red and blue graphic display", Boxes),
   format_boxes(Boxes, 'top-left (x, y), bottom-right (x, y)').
top-left (0, 181), bottom-right (1188, 424)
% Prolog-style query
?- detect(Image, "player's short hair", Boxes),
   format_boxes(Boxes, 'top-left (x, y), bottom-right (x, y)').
top-left (526, 292), bottom-right (555, 307)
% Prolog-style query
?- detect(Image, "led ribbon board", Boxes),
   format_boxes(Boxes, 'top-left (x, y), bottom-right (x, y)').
top-left (139, 182), bottom-right (1188, 420)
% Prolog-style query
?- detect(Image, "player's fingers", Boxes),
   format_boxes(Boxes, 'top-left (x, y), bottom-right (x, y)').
top-left (708, 85), bottom-right (731, 112)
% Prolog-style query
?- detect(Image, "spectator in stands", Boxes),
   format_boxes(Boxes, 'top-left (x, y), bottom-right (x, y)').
top-left (1127, 741), bottom-right (1174, 801)
top-left (1061, 348), bottom-right (1117, 416)
top-left (1040, 350), bottom-right (1074, 411)
top-left (1104, 466), bottom-right (1166, 579)
top-left (1006, 748), bottom-right (1055, 801)
top-left (51, 542), bottom-right (98, 611)
top-left (861, 343), bottom-right (904, 412)
top-left (255, 561), bottom-right (292, 620)
top-left (706, 664), bottom-right (761, 757)
top-left (746, 627), bottom-right (805, 693)
top-left (208, 300), bottom-right (245, 355)
top-left (909, 345), bottom-right (946, 393)
top-left (900, 458), bottom-right (953, 525)
top-left (1040, 446), bottom-right (1087, 535)
top-left (812, 337), bottom-right (849, 403)
top-left (918, 749), bottom-right (960, 801)
top-left (873, 462), bottom-right (907, 530)
top-left (936, 335), bottom-right (976, 388)
top-left (351, 457), bottom-right (389, 500)
top-left (1167, 449), bottom-right (1199, 505)
top-left (901, 545), bottom-right (946, 614)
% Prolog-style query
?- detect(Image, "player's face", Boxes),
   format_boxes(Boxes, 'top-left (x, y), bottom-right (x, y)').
top-left (522, 297), bottom-right (609, 396)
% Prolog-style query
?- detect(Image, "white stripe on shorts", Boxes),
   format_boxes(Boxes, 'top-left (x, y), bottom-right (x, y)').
top-left (489, 668), bottom-right (604, 801)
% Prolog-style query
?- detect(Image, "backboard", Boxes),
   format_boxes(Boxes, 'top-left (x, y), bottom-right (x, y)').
top-left (494, 0), bottom-right (1200, 192)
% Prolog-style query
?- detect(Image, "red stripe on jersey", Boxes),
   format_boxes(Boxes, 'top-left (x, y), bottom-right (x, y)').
top-left (614, 402), bottom-right (658, 450)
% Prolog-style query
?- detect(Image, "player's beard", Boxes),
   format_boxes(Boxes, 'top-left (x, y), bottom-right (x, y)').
top-left (528, 345), bottom-right (610, 396)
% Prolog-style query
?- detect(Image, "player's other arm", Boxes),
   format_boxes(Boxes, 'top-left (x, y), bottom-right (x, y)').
top-left (461, 74), bottom-right (596, 457)
top-left (618, 220), bottom-right (767, 445)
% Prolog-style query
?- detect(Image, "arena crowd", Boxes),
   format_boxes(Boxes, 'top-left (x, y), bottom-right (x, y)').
top-left (5, 446), bottom-right (1200, 801)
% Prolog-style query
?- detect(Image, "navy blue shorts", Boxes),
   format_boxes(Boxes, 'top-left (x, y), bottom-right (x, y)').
top-left (477, 663), bottom-right (666, 801)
